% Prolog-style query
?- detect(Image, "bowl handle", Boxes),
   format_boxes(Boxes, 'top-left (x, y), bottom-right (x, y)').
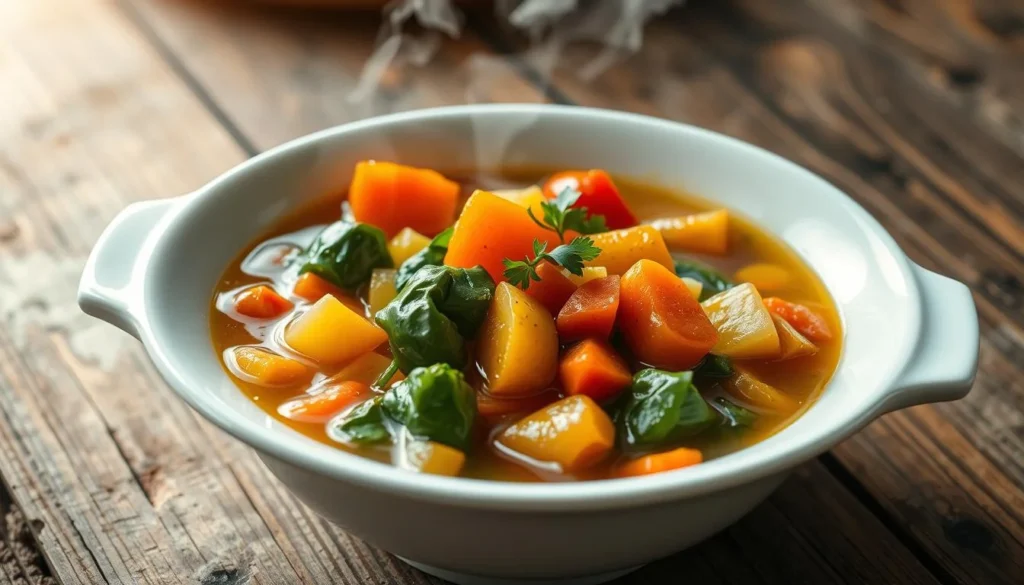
top-left (77, 197), bottom-right (182, 340)
top-left (880, 263), bottom-right (980, 413)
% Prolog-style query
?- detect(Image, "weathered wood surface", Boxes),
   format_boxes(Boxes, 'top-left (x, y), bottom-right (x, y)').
top-left (0, 0), bottom-right (1020, 584)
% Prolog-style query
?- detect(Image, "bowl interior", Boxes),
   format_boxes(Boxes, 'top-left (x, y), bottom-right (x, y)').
top-left (140, 105), bottom-right (919, 507)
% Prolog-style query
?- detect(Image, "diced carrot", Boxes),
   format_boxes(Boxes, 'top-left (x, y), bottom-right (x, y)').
top-left (234, 285), bottom-right (293, 319)
top-left (230, 346), bottom-right (311, 387)
top-left (556, 276), bottom-right (620, 342)
top-left (586, 226), bottom-right (674, 276)
top-left (618, 259), bottom-right (719, 370)
top-left (763, 297), bottom-right (833, 342)
top-left (650, 209), bottom-right (729, 255)
top-left (348, 160), bottom-right (459, 238)
top-left (293, 272), bottom-right (344, 303)
top-left (613, 447), bottom-right (703, 478)
top-left (498, 395), bottom-right (615, 472)
top-left (542, 170), bottom-right (638, 229)
top-left (559, 339), bottom-right (632, 402)
top-left (525, 261), bottom-right (578, 317)
top-left (278, 381), bottom-right (373, 423)
top-left (284, 295), bottom-right (387, 365)
top-left (734, 263), bottom-right (790, 292)
top-left (445, 190), bottom-right (565, 283)
top-left (476, 389), bottom-right (560, 418)
top-left (402, 440), bottom-right (465, 476)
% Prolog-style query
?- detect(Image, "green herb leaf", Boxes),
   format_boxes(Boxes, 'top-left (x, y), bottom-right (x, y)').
top-left (694, 354), bottom-right (734, 378)
top-left (334, 397), bottom-right (391, 444)
top-left (395, 227), bottom-right (454, 291)
top-left (712, 397), bottom-right (758, 428)
top-left (299, 221), bottom-right (393, 291)
top-left (502, 237), bottom-right (602, 289)
top-left (674, 260), bottom-right (734, 301)
top-left (528, 186), bottom-right (608, 242)
top-left (619, 369), bottom-right (718, 448)
top-left (382, 363), bottom-right (477, 451)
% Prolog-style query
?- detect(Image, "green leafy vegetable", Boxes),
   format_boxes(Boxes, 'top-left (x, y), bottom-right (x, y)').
top-left (395, 227), bottom-right (453, 291)
top-left (695, 354), bottom-right (734, 378)
top-left (674, 260), bottom-right (734, 301)
top-left (502, 237), bottom-right (601, 290)
top-left (713, 397), bottom-right (758, 429)
top-left (299, 220), bottom-right (393, 291)
top-left (375, 265), bottom-right (495, 373)
top-left (382, 363), bottom-right (477, 451)
top-left (619, 369), bottom-right (718, 448)
top-left (334, 397), bottom-right (391, 444)
top-left (527, 186), bottom-right (607, 242)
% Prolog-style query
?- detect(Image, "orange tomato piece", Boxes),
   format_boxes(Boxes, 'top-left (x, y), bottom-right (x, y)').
top-left (618, 260), bottom-right (718, 370)
top-left (542, 170), bottom-right (638, 229)
top-left (559, 339), bottom-right (632, 403)
top-left (234, 285), bottom-right (293, 319)
top-left (231, 346), bottom-right (311, 387)
top-left (556, 275), bottom-right (620, 342)
top-left (348, 160), bottom-right (459, 238)
top-left (613, 447), bottom-right (703, 478)
top-left (763, 297), bottom-right (833, 342)
top-left (278, 381), bottom-right (373, 423)
top-left (525, 261), bottom-right (578, 317)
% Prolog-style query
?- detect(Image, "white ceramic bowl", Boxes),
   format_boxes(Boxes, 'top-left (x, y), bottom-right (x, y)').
top-left (78, 105), bottom-right (979, 585)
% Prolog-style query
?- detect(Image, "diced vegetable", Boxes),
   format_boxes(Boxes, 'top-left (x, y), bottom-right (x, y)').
top-left (674, 261), bottom-right (734, 301)
top-left (701, 283), bottom-right (780, 359)
top-left (498, 395), bottom-right (615, 472)
top-left (618, 369), bottom-right (717, 448)
top-left (494, 185), bottom-right (546, 218)
top-left (334, 396), bottom-right (391, 444)
top-left (556, 275), bottom-right (620, 342)
top-left (763, 297), bottom-right (834, 342)
top-left (375, 265), bottom-right (495, 373)
top-left (773, 314), bottom-right (818, 360)
top-left (234, 285), bottom-right (293, 319)
top-left (564, 266), bottom-right (607, 286)
top-left (695, 354), bottom-right (734, 378)
top-left (525, 261), bottom-right (578, 317)
top-left (401, 440), bottom-right (466, 476)
top-left (650, 210), bottom-right (729, 255)
top-left (279, 381), bottom-right (372, 423)
top-left (388, 227), bottom-right (431, 266)
top-left (299, 220), bottom-right (393, 292)
top-left (613, 447), bottom-right (703, 478)
top-left (542, 170), bottom-right (638, 229)
top-left (478, 282), bottom-right (559, 397)
top-left (445, 190), bottom-right (565, 282)
top-left (230, 346), bottom-right (311, 386)
top-left (735, 263), bottom-right (790, 292)
top-left (618, 260), bottom-right (719, 370)
top-left (723, 369), bottom-right (800, 414)
top-left (586, 226), bottom-right (674, 275)
top-left (321, 351), bottom-right (404, 388)
top-left (681, 277), bottom-right (703, 300)
top-left (559, 339), bottom-right (632, 402)
top-left (395, 227), bottom-right (452, 291)
top-left (348, 160), bottom-right (459, 238)
top-left (292, 272), bottom-right (346, 303)
top-left (712, 397), bottom-right (758, 428)
top-left (476, 390), bottom-right (560, 418)
top-left (368, 268), bottom-right (398, 315)
top-left (285, 295), bottom-right (387, 365)
top-left (382, 364), bottom-right (477, 450)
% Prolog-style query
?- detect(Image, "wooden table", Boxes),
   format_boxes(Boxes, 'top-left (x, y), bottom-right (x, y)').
top-left (2, 0), bottom-right (1022, 583)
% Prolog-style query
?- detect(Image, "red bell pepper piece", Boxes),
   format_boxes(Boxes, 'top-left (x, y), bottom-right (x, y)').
top-left (542, 170), bottom-right (639, 230)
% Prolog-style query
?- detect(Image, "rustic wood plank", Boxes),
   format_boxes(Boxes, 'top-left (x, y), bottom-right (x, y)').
top-left (119, 2), bottom-right (944, 584)
top-left (471, 2), bottom-right (1024, 583)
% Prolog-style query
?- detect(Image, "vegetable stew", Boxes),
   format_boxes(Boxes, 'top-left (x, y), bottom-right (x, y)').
top-left (210, 165), bottom-right (841, 482)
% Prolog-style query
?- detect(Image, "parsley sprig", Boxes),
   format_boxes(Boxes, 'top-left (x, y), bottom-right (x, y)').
top-left (527, 187), bottom-right (607, 243)
top-left (503, 237), bottom-right (601, 290)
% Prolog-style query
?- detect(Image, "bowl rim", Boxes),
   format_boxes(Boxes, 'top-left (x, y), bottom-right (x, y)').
top-left (136, 104), bottom-right (922, 511)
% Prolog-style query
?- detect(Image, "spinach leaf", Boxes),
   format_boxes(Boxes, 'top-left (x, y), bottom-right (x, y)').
top-left (674, 260), bottom-right (734, 301)
top-left (375, 265), bottom-right (495, 373)
top-left (334, 397), bottom-right (391, 444)
top-left (712, 397), bottom-right (758, 428)
top-left (395, 227), bottom-right (453, 291)
top-left (619, 369), bottom-right (718, 448)
top-left (300, 220), bottom-right (392, 291)
top-left (382, 363), bottom-right (476, 451)
top-left (695, 354), bottom-right (734, 378)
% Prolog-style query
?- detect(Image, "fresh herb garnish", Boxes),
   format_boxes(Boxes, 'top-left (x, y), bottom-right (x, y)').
top-left (527, 187), bottom-right (607, 243)
top-left (503, 237), bottom-right (601, 290)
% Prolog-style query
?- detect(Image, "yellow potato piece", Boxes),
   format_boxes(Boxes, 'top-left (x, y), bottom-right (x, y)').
top-left (681, 276), bottom-right (703, 300)
top-left (477, 282), bottom-right (559, 397)
top-left (230, 346), bottom-right (312, 387)
top-left (498, 395), bottom-right (615, 472)
top-left (369, 268), bottom-right (398, 316)
top-left (564, 266), bottom-right (607, 286)
top-left (284, 295), bottom-right (387, 366)
top-left (724, 368), bottom-right (800, 415)
top-left (388, 227), bottom-right (431, 266)
top-left (402, 440), bottom-right (466, 476)
top-left (650, 209), bottom-right (729, 255)
top-left (585, 225), bottom-right (674, 275)
top-left (493, 185), bottom-right (546, 218)
top-left (701, 283), bottom-right (780, 359)
top-left (773, 315), bottom-right (818, 360)
top-left (734, 263), bottom-right (790, 293)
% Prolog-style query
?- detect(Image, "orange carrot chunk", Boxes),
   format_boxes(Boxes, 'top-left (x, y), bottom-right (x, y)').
top-left (618, 260), bottom-right (719, 370)
top-left (559, 339), bottom-right (632, 403)
top-left (278, 381), bottom-right (373, 423)
top-left (231, 347), bottom-right (311, 387)
top-left (556, 276), bottom-right (621, 342)
top-left (613, 447), bottom-right (703, 478)
top-left (234, 285), bottom-right (293, 319)
top-left (763, 297), bottom-right (833, 342)
top-left (526, 261), bottom-right (578, 317)
top-left (293, 272), bottom-right (344, 302)
top-left (445, 190), bottom-right (565, 283)
top-left (348, 160), bottom-right (459, 238)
